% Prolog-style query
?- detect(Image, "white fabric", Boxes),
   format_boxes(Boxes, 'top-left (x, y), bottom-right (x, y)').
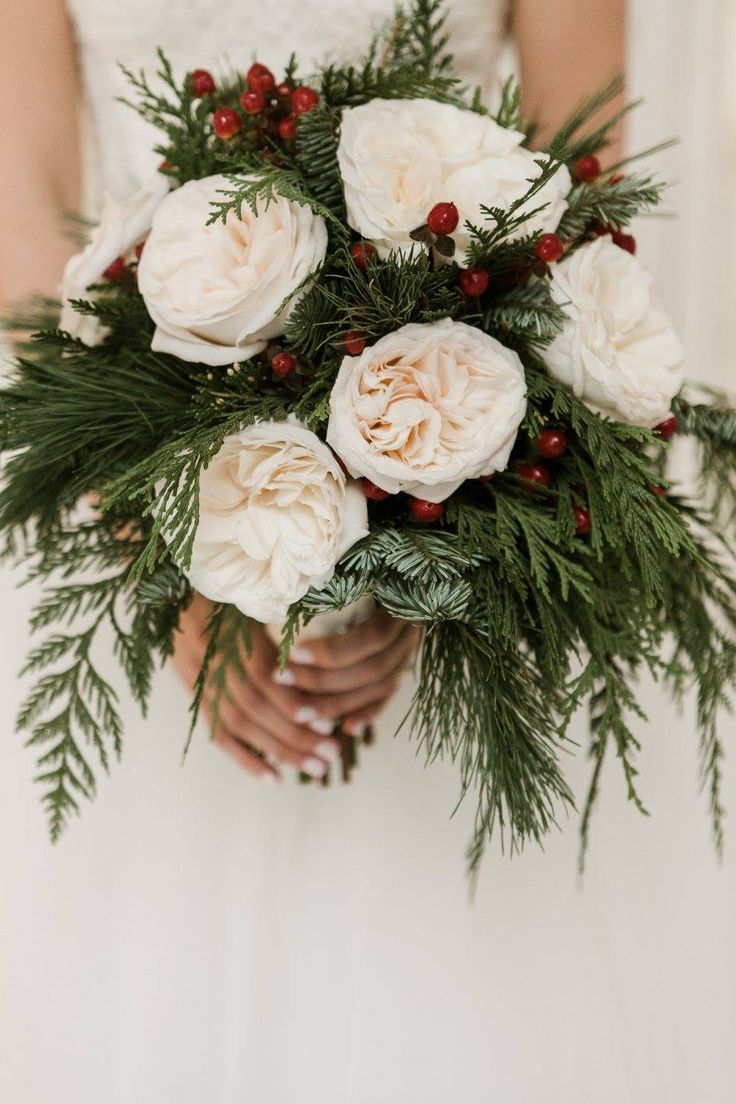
top-left (1, 1), bottom-right (736, 1102)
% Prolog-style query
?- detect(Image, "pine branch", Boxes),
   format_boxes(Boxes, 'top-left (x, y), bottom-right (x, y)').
top-left (556, 174), bottom-right (667, 239)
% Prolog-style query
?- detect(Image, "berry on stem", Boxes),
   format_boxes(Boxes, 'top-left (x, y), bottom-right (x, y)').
top-left (515, 461), bottom-right (553, 487)
top-left (361, 479), bottom-right (390, 501)
top-left (574, 155), bottom-right (601, 182)
top-left (611, 230), bottom-right (636, 254)
top-left (247, 62), bottom-right (276, 94)
top-left (535, 427), bottom-right (569, 459)
top-left (213, 107), bottom-right (241, 139)
top-left (350, 242), bottom-right (377, 270)
top-left (291, 86), bottom-right (319, 115)
top-left (276, 81), bottom-right (293, 98)
top-left (655, 415), bottom-right (678, 440)
top-left (271, 351), bottom-right (297, 378)
top-left (190, 69), bottom-right (216, 97)
top-left (535, 233), bottom-right (564, 264)
top-left (459, 266), bottom-right (489, 297)
top-left (410, 498), bottom-right (445, 523)
top-left (343, 331), bottom-right (366, 356)
top-left (103, 257), bottom-right (127, 280)
top-left (426, 202), bottom-right (459, 236)
top-left (573, 506), bottom-right (592, 535)
top-left (278, 115), bottom-right (298, 141)
top-left (651, 483), bottom-right (667, 499)
top-left (240, 89), bottom-right (266, 114)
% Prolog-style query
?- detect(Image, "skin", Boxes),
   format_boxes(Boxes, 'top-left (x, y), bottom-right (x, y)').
top-left (0, 0), bottom-right (625, 777)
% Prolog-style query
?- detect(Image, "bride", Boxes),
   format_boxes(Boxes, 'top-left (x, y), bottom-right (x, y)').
top-left (1, 1), bottom-right (734, 1102)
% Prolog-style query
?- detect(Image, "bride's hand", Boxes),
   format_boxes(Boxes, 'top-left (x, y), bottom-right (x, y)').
top-left (172, 596), bottom-right (420, 780)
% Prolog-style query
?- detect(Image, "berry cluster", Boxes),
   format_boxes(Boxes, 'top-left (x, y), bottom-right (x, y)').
top-left (359, 479), bottom-right (445, 525)
top-left (187, 63), bottom-right (320, 146)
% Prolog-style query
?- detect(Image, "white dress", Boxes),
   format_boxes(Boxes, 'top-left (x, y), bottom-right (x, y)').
top-left (1, 2), bottom-right (735, 1102)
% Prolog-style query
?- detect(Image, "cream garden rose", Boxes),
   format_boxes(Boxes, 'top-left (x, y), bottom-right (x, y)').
top-left (180, 419), bottom-right (368, 623)
top-left (327, 318), bottom-right (527, 502)
top-left (544, 236), bottom-right (684, 427)
top-left (337, 98), bottom-right (571, 259)
top-left (59, 174), bottom-right (170, 346)
top-left (137, 175), bottom-right (328, 366)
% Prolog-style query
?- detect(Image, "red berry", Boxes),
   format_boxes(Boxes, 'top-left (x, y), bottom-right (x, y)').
top-left (574, 155), bottom-right (601, 182)
top-left (240, 89), bottom-right (266, 114)
top-left (426, 202), bottom-right (459, 236)
top-left (103, 256), bottom-right (127, 280)
top-left (247, 62), bottom-right (276, 94)
top-left (410, 498), bottom-right (445, 523)
top-left (590, 219), bottom-right (611, 237)
top-left (278, 114), bottom-right (298, 141)
top-left (350, 242), bottom-right (377, 270)
top-left (361, 479), bottom-right (390, 501)
top-left (535, 427), bottom-right (569, 459)
top-left (611, 230), bottom-right (636, 254)
top-left (190, 69), bottom-right (216, 97)
top-left (573, 506), bottom-right (592, 535)
top-left (291, 86), bottom-right (320, 115)
top-left (535, 233), bottom-right (565, 264)
top-left (655, 415), bottom-right (678, 440)
top-left (271, 351), bottom-right (297, 378)
top-left (651, 483), bottom-right (667, 499)
top-left (213, 107), bottom-right (241, 139)
top-left (159, 158), bottom-right (172, 171)
top-left (343, 331), bottom-right (366, 356)
top-left (515, 461), bottom-right (553, 487)
top-left (276, 81), bottom-right (293, 98)
top-left (459, 266), bottom-right (489, 297)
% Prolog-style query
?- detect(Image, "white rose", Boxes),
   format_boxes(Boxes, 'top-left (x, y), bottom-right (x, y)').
top-left (327, 318), bottom-right (527, 502)
top-left (544, 237), bottom-right (684, 427)
top-left (180, 418), bottom-right (369, 623)
top-left (59, 174), bottom-right (170, 346)
top-left (137, 175), bottom-right (328, 366)
top-left (337, 98), bottom-right (571, 259)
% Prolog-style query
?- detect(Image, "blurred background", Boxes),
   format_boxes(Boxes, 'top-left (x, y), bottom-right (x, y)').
top-left (0, 1), bottom-right (735, 1101)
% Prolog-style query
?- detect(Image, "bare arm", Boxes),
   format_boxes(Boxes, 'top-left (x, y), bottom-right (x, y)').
top-left (0, 0), bottom-right (82, 314)
top-left (512, 0), bottom-right (627, 162)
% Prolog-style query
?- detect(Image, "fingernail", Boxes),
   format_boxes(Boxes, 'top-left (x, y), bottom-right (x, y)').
top-left (290, 646), bottom-right (315, 665)
top-left (343, 720), bottom-right (368, 738)
top-left (295, 706), bottom-right (319, 726)
top-left (272, 667), bottom-right (296, 686)
top-left (302, 756), bottom-right (328, 779)
top-left (315, 739), bottom-right (340, 763)
top-left (309, 717), bottom-right (335, 737)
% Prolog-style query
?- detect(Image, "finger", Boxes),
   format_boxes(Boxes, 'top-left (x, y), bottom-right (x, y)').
top-left (275, 626), bottom-right (419, 694)
top-left (342, 705), bottom-right (384, 738)
top-left (227, 719), bottom-right (331, 780)
top-left (296, 666), bottom-right (407, 723)
top-left (215, 691), bottom-right (341, 768)
top-left (287, 607), bottom-right (407, 670)
top-left (213, 726), bottom-right (280, 780)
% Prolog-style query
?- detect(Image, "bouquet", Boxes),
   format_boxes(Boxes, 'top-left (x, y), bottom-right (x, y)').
top-left (3, 0), bottom-right (735, 874)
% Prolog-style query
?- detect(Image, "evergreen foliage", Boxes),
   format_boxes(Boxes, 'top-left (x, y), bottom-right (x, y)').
top-left (1, 0), bottom-right (734, 873)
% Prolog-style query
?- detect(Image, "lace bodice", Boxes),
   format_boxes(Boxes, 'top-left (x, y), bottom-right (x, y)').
top-left (66, 0), bottom-right (509, 199)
